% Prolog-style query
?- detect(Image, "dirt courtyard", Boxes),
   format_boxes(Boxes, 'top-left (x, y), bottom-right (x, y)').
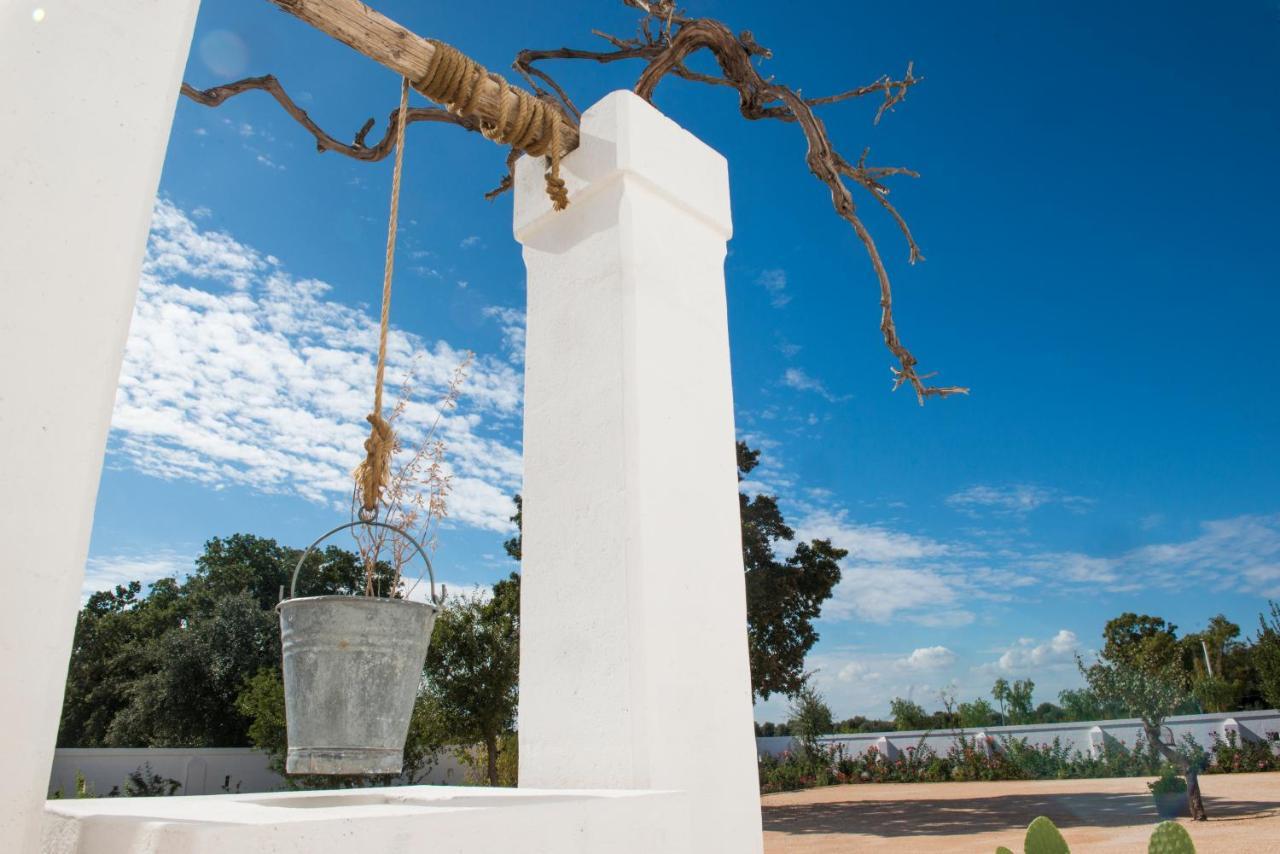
top-left (761, 772), bottom-right (1280, 852)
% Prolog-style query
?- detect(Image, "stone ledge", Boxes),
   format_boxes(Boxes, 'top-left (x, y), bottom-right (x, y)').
top-left (44, 785), bottom-right (690, 854)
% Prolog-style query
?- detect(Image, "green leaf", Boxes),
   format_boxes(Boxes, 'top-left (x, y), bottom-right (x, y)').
top-left (1024, 816), bottom-right (1070, 854)
top-left (1148, 820), bottom-right (1195, 854)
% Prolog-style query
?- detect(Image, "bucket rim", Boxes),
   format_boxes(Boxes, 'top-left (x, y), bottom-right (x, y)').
top-left (277, 593), bottom-right (439, 613)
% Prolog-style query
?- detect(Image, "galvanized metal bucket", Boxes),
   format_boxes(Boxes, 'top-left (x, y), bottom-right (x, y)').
top-left (278, 520), bottom-right (440, 775)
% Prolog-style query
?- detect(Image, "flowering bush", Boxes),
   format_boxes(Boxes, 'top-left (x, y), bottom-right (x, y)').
top-left (1206, 729), bottom-right (1280, 774)
top-left (757, 726), bottom-right (1280, 793)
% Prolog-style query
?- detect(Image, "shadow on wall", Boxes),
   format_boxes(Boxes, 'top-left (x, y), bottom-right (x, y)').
top-left (762, 792), bottom-right (1280, 837)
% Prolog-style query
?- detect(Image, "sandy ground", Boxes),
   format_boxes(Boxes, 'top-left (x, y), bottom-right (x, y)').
top-left (761, 772), bottom-right (1280, 852)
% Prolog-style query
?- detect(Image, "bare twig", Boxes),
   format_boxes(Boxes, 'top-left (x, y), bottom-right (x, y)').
top-left (181, 77), bottom-right (480, 162)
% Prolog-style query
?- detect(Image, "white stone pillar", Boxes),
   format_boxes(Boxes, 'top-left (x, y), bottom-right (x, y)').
top-left (515, 91), bottom-right (762, 853)
top-left (0, 1), bottom-right (200, 849)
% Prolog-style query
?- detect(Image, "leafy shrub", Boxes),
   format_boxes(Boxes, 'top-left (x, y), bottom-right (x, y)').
top-left (1147, 764), bottom-right (1188, 796)
top-left (1206, 729), bottom-right (1280, 774)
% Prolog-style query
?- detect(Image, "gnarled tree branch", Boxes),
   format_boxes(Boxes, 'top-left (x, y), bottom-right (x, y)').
top-left (179, 0), bottom-right (966, 404)
top-left (181, 76), bottom-right (479, 162)
top-left (523, 7), bottom-right (964, 402)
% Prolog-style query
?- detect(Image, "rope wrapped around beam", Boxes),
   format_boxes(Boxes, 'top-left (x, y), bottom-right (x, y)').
top-left (417, 39), bottom-right (568, 210)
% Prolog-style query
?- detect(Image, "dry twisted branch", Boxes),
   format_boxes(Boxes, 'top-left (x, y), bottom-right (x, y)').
top-left (178, 0), bottom-right (966, 404)
top-left (523, 4), bottom-right (966, 402)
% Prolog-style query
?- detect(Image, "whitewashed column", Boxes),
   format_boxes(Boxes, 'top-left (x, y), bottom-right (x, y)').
top-left (0, 1), bottom-right (200, 849)
top-left (515, 91), bottom-right (762, 853)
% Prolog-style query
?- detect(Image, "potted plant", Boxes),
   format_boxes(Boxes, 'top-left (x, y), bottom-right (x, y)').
top-left (1148, 764), bottom-right (1190, 819)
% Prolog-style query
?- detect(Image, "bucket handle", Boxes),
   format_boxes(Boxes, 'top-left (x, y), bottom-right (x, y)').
top-left (286, 520), bottom-right (438, 606)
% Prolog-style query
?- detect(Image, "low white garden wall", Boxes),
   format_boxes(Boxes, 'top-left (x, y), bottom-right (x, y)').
top-left (756, 709), bottom-right (1280, 760)
top-left (49, 747), bottom-right (467, 797)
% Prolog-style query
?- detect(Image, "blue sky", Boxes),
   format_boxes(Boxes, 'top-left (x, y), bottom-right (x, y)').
top-left (87, 0), bottom-right (1280, 722)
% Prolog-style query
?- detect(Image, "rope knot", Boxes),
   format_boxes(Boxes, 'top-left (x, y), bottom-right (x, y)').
top-left (355, 412), bottom-right (395, 515)
top-left (417, 38), bottom-right (571, 210)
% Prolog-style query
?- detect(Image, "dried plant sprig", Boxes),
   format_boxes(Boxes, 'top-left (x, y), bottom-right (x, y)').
top-left (351, 352), bottom-right (474, 597)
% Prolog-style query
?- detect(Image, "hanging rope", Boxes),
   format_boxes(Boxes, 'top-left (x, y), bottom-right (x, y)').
top-left (416, 39), bottom-right (568, 210)
top-left (354, 76), bottom-right (411, 519)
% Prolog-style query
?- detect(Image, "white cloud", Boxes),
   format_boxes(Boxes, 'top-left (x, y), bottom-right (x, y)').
top-left (256, 154), bottom-right (285, 171)
top-left (756, 268), bottom-right (790, 308)
top-left (987, 629), bottom-right (1081, 674)
top-left (946, 484), bottom-right (1092, 517)
top-left (82, 551), bottom-right (191, 601)
top-left (109, 199), bottom-right (523, 532)
top-left (796, 508), bottom-right (949, 563)
top-left (824, 565), bottom-right (972, 626)
top-left (902, 646), bottom-right (957, 670)
top-left (460, 235), bottom-right (482, 249)
top-left (483, 306), bottom-right (526, 365)
top-left (836, 661), bottom-right (868, 682)
top-left (1020, 514), bottom-right (1280, 594)
top-left (782, 368), bottom-right (844, 403)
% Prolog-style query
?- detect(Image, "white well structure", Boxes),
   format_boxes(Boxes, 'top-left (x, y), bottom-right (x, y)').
top-left (3, 3), bottom-right (762, 852)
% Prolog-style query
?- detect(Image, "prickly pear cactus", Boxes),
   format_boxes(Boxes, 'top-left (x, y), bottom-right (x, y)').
top-left (1148, 821), bottom-right (1195, 854)
top-left (1024, 816), bottom-right (1070, 854)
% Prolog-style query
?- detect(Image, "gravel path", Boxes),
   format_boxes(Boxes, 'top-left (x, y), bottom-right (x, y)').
top-left (762, 772), bottom-right (1280, 852)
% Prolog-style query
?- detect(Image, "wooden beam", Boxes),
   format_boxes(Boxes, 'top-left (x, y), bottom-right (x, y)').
top-left (269, 0), bottom-right (579, 152)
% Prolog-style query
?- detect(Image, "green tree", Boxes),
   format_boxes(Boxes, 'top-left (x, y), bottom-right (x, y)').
top-left (425, 573), bottom-right (521, 786)
top-left (106, 591), bottom-right (278, 747)
top-left (1184, 614), bottom-right (1245, 713)
top-left (1057, 687), bottom-right (1126, 722)
top-left (889, 697), bottom-right (929, 731)
top-left (1255, 601), bottom-right (1280, 709)
top-left (1080, 654), bottom-right (1207, 820)
top-left (1005, 678), bottom-right (1035, 724)
top-left (503, 495), bottom-right (522, 561)
top-left (1102, 613), bottom-right (1180, 673)
top-left (59, 533), bottom-right (391, 748)
top-left (738, 443), bottom-right (846, 699)
top-left (787, 679), bottom-right (834, 757)
top-left (957, 698), bottom-right (996, 729)
top-left (991, 678), bottom-right (1010, 725)
top-left (58, 581), bottom-right (183, 746)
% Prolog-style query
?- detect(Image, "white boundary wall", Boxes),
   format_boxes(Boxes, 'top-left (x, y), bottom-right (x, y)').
top-left (757, 709), bottom-right (1280, 759)
top-left (0, 1), bottom-right (201, 850)
top-left (49, 748), bottom-right (468, 797)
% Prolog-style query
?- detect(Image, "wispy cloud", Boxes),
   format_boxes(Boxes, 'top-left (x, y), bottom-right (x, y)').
top-left (796, 508), bottom-right (949, 563)
top-left (984, 629), bottom-right (1081, 674)
top-left (946, 484), bottom-right (1092, 517)
top-left (782, 367), bottom-right (845, 402)
top-left (82, 551), bottom-right (192, 601)
top-left (460, 235), bottom-right (482, 249)
top-left (483, 306), bottom-right (526, 365)
top-left (756, 268), bottom-right (790, 308)
top-left (109, 199), bottom-right (523, 532)
top-left (901, 646), bottom-right (957, 670)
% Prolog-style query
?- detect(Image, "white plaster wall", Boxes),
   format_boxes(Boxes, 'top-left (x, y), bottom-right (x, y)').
top-left (0, 1), bottom-right (200, 849)
top-left (49, 746), bottom-right (469, 797)
top-left (756, 709), bottom-right (1280, 759)
top-left (515, 91), bottom-right (762, 853)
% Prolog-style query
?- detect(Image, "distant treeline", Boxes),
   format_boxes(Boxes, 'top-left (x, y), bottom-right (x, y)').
top-left (756, 605), bottom-right (1280, 735)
